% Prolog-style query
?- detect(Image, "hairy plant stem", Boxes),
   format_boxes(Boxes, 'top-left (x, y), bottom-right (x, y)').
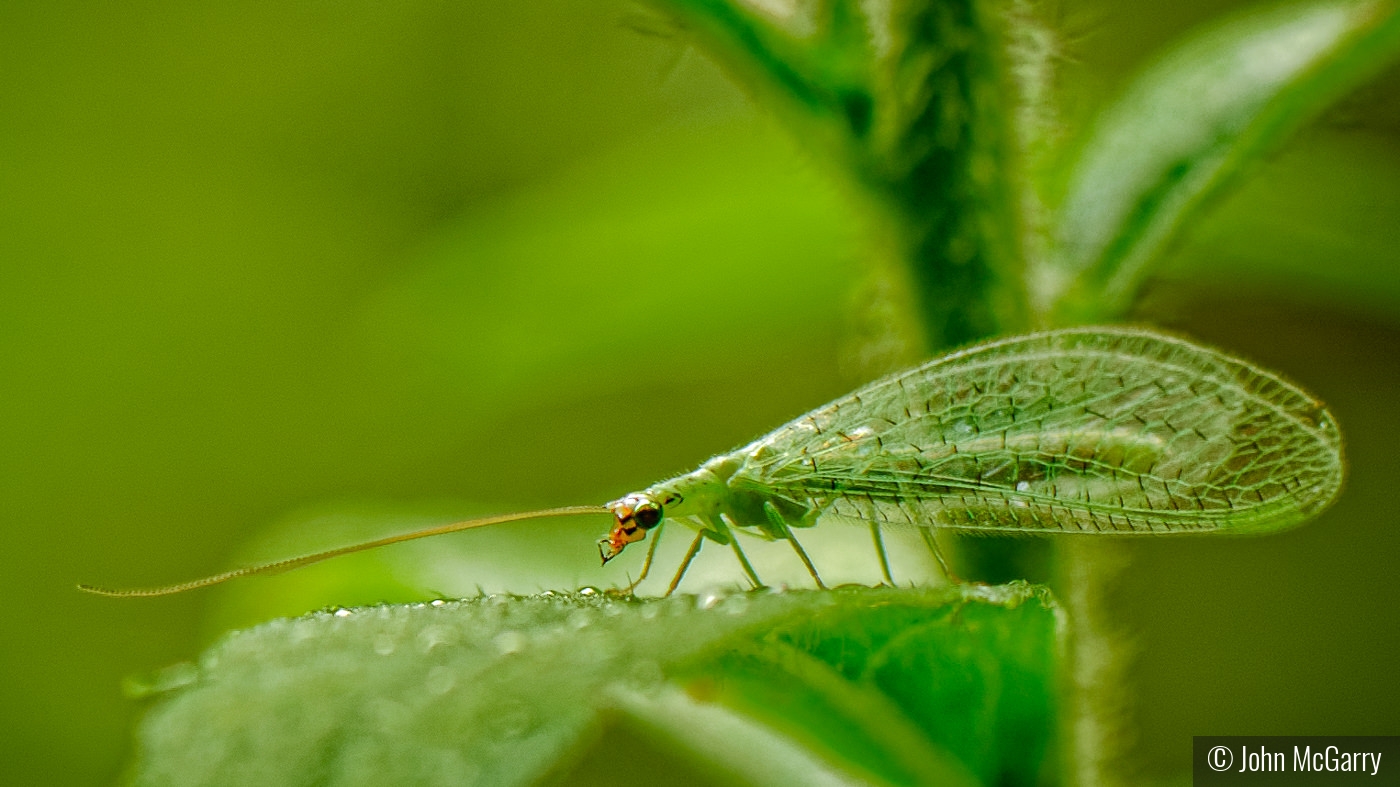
top-left (1059, 539), bottom-right (1138, 787)
top-left (653, 0), bottom-right (1029, 349)
top-left (651, 3), bottom-right (1133, 784)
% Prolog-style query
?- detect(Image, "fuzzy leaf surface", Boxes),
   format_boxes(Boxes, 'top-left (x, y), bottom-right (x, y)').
top-left (129, 583), bottom-right (1060, 786)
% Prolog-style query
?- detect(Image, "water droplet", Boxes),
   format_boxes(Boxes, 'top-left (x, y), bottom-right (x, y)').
top-left (431, 599), bottom-right (447, 607)
top-left (333, 607), bottom-right (353, 618)
top-left (425, 665), bottom-right (457, 696)
top-left (1016, 480), bottom-right (1031, 492)
top-left (373, 633), bottom-right (397, 656)
top-left (577, 586), bottom-right (599, 597)
top-left (418, 624), bottom-right (457, 653)
top-left (493, 630), bottom-right (527, 656)
top-left (697, 590), bottom-right (723, 610)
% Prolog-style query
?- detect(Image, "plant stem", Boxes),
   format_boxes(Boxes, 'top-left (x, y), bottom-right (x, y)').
top-left (1059, 539), bottom-right (1138, 787)
top-left (653, 0), bottom-right (1029, 349)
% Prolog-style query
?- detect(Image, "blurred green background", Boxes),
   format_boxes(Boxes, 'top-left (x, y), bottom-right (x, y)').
top-left (3, 1), bottom-right (1398, 784)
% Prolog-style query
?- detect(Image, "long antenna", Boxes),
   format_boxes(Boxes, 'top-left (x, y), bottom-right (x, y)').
top-left (78, 505), bottom-right (610, 598)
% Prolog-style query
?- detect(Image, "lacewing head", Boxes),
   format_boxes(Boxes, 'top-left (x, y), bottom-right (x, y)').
top-left (600, 494), bottom-right (663, 564)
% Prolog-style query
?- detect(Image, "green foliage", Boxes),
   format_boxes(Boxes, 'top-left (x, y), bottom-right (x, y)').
top-left (110, 1), bottom-right (1400, 785)
top-left (651, 0), bottom-right (1400, 339)
top-left (130, 585), bottom-right (1059, 787)
top-left (658, 0), bottom-right (1028, 347)
top-left (1042, 0), bottom-right (1400, 322)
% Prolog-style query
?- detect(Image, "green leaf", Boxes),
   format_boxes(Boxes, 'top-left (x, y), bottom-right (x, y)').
top-left (128, 583), bottom-right (1060, 786)
top-left (1041, 0), bottom-right (1400, 322)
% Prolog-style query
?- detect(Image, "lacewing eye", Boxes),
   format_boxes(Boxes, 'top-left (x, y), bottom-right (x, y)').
top-left (634, 505), bottom-right (662, 529)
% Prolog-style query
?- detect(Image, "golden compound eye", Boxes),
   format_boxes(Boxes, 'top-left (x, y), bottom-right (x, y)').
top-left (634, 504), bottom-right (662, 529)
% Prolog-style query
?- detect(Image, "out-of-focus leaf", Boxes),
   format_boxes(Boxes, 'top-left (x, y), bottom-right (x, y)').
top-left (1041, 0), bottom-right (1400, 321)
top-left (129, 583), bottom-right (1059, 786)
top-left (1159, 128), bottom-right (1400, 320)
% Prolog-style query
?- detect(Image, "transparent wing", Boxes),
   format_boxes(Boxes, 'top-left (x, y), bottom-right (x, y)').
top-left (731, 327), bottom-right (1343, 534)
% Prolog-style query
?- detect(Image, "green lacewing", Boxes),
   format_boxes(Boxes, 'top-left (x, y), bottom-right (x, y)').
top-left (80, 326), bottom-right (1344, 598)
